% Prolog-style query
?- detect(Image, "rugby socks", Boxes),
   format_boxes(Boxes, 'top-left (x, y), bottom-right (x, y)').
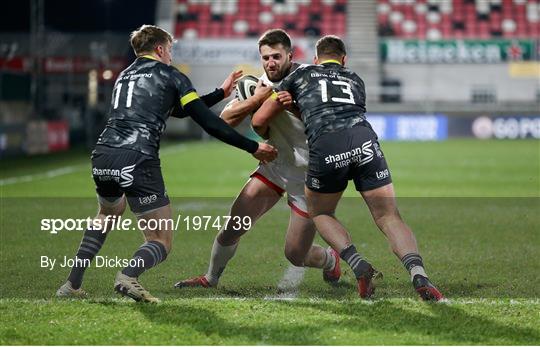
top-left (401, 253), bottom-right (428, 282)
top-left (339, 244), bottom-right (372, 279)
top-left (67, 228), bottom-right (108, 289)
top-left (204, 237), bottom-right (238, 286)
top-left (121, 241), bottom-right (168, 278)
top-left (323, 248), bottom-right (336, 271)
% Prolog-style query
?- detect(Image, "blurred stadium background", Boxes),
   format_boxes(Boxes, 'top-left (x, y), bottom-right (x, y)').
top-left (0, 0), bottom-right (538, 159)
top-left (1, 2), bottom-right (539, 344)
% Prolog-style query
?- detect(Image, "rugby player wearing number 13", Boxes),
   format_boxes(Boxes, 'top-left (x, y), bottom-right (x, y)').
top-left (253, 35), bottom-right (444, 301)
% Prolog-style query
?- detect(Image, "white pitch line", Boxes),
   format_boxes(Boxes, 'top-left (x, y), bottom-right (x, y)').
top-left (1, 298), bottom-right (539, 305)
top-left (0, 165), bottom-right (86, 186)
top-left (0, 144), bottom-right (187, 187)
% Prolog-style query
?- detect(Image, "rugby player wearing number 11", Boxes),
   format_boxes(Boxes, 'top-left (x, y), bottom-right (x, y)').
top-left (56, 25), bottom-right (277, 303)
top-left (253, 35), bottom-right (444, 301)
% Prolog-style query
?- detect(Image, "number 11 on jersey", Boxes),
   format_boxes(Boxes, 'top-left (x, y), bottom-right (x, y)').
top-left (113, 80), bottom-right (136, 109)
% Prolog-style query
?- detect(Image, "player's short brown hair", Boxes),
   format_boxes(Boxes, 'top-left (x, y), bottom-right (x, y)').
top-left (316, 35), bottom-right (347, 59)
top-left (258, 29), bottom-right (292, 52)
top-left (130, 25), bottom-right (173, 56)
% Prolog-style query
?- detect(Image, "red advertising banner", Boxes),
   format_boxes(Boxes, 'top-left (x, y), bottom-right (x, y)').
top-left (0, 56), bottom-right (127, 74)
top-left (47, 121), bottom-right (69, 152)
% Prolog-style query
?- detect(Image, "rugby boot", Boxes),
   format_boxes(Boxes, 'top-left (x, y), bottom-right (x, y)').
top-left (357, 265), bottom-right (383, 299)
top-left (413, 274), bottom-right (444, 302)
top-left (114, 271), bottom-right (160, 303)
top-left (56, 281), bottom-right (88, 299)
top-left (174, 275), bottom-right (213, 288)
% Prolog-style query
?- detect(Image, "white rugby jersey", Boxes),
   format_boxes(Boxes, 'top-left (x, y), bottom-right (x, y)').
top-left (259, 72), bottom-right (308, 168)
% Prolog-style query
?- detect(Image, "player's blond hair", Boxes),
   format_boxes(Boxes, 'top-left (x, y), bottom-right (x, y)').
top-left (130, 25), bottom-right (173, 56)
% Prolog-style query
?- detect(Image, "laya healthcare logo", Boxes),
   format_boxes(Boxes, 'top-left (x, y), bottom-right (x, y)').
top-left (139, 194), bottom-right (158, 205)
top-left (376, 169), bottom-right (390, 180)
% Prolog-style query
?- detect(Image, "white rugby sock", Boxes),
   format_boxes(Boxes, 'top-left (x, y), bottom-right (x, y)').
top-left (323, 248), bottom-right (336, 271)
top-left (410, 265), bottom-right (428, 282)
top-left (204, 237), bottom-right (238, 286)
top-left (401, 253), bottom-right (428, 281)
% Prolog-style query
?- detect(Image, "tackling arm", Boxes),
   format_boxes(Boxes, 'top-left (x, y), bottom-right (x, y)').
top-left (221, 80), bottom-right (272, 127)
top-left (184, 98), bottom-right (258, 153)
top-left (251, 94), bottom-right (285, 138)
top-left (171, 89), bottom-right (225, 118)
top-left (171, 70), bottom-right (242, 118)
top-left (183, 97), bottom-right (278, 163)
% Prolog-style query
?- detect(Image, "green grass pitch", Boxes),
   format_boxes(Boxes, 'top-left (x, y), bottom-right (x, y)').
top-left (0, 139), bottom-right (539, 345)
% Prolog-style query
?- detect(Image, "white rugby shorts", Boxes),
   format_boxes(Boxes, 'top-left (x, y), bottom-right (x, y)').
top-left (250, 161), bottom-right (308, 218)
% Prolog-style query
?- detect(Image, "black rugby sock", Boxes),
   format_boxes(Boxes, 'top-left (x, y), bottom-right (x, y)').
top-left (339, 244), bottom-right (372, 279)
top-left (67, 228), bottom-right (107, 289)
top-left (121, 241), bottom-right (168, 278)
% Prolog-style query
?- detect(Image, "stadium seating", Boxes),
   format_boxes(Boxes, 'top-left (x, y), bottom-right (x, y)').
top-left (174, 0), bottom-right (347, 38)
top-left (377, 0), bottom-right (540, 39)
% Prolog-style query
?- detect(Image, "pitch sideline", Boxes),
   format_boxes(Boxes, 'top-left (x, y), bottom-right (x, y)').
top-left (0, 144), bottom-right (187, 187)
top-left (0, 297), bottom-right (539, 305)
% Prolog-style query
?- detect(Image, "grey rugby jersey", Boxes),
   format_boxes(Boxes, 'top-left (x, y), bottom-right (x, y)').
top-left (277, 60), bottom-right (367, 144)
top-left (97, 56), bottom-right (198, 157)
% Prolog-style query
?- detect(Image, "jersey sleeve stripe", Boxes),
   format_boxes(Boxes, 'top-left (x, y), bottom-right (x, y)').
top-left (180, 91), bottom-right (200, 107)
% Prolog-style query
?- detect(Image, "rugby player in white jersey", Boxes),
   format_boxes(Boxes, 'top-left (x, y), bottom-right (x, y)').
top-left (175, 29), bottom-right (341, 289)
top-left (252, 35), bottom-right (444, 301)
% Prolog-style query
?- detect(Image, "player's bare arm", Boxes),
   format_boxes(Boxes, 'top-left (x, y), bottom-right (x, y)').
top-left (251, 93), bottom-right (286, 138)
top-left (221, 80), bottom-right (273, 127)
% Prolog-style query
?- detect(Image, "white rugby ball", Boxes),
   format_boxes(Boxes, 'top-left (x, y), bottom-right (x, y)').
top-left (236, 75), bottom-right (259, 101)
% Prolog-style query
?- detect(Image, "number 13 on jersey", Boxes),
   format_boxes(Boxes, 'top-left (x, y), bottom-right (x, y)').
top-left (318, 80), bottom-right (355, 104)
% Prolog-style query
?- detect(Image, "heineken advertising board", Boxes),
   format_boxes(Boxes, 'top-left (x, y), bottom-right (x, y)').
top-left (381, 39), bottom-right (537, 64)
